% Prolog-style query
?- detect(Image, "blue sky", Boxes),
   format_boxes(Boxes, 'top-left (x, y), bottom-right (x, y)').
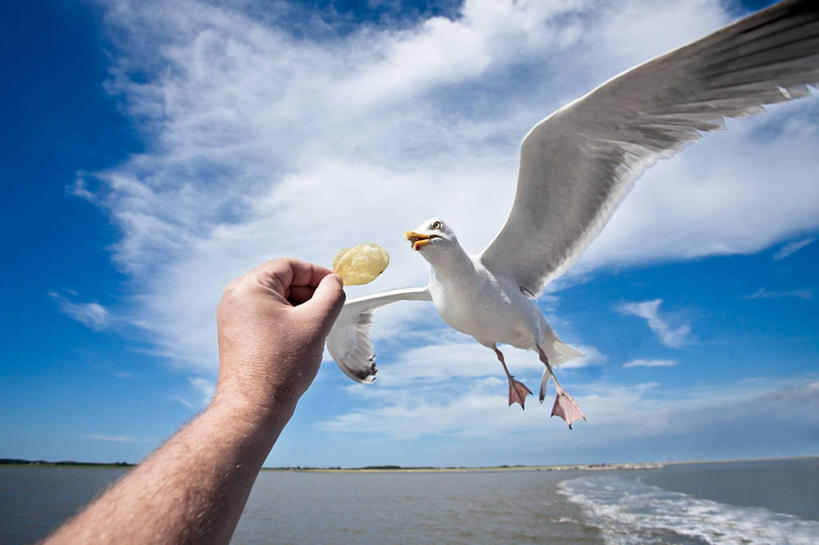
top-left (1, 0), bottom-right (817, 467)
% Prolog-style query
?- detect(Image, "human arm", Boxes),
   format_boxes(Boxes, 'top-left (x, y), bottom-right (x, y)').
top-left (43, 258), bottom-right (345, 545)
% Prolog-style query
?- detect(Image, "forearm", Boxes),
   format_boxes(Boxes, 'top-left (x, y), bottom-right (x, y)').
top-left (44, 396), bottom-right (296, 545)
top-left (43, 259), bottom-right (344, 545)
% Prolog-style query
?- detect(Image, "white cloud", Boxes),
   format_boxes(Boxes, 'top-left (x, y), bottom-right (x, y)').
top-left (773, 237), bottom-right (815, 260)
top-left (362, 334), bottom-right (602, 388)
top-left (49, 291), bottom-right (112, 332)
top-left (172, 395), bottom-right (196, 410)
top-left (742, 288), bottom-right (813, 300)
top-left (560, 345), bottom-right (607, 370)
top-left (81, 0), bottom-right (819, 371)
top-left (320, 376), bottom-right (819, 449)
top-left (172, 376), bottom-right (216, 410)
top-left (622, 359), bottom-right (677, 368)
top-left (326, 333), bottom-right (605, 439)
top-left (617, 299), bottom-right (691, 348)
top-left (189, 376), bottom-right (216, 405)
top-left (325, 374), bottom-right (551, 439)
top-left (375, 339), bottom-right (520, 385)
top-left (70, 174), bottom-right (98, 202)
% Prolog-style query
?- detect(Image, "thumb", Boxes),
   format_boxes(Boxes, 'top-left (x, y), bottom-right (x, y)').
top-left (302, 273), bottom-right (345, 330)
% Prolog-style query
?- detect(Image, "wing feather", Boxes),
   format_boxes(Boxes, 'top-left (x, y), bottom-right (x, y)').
top-left (327, 287), bottom-right (431, 383)
top-left (480, 0), bottom-right (819, 296)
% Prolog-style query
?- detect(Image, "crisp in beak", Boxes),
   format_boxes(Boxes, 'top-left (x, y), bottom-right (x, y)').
top-left (404, 231), bottom-right (440, 251)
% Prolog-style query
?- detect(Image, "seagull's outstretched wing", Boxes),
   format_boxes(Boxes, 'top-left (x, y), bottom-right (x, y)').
top-left (327, 287), bottom-right (431, 382)
top-left (481, 0), bottom-right (819, 297)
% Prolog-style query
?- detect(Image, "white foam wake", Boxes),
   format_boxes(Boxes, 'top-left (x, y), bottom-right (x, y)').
top-left (559, 476), bottom-right (819, 545)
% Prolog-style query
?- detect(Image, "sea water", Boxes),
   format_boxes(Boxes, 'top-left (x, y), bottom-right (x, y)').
top-left (559, 459), bottom-right (819, 545)
top-left (1, 458), bottom-right (816, 544)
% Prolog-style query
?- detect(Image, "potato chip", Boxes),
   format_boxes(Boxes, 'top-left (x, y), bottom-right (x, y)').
top-left (333, 242), bottom-right (390, 285)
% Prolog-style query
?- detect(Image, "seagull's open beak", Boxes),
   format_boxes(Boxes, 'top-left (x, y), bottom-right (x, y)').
top-left (404, 231), bottom-right (441, 251)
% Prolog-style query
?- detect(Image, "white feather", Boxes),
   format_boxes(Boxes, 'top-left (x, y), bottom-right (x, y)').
top-left (327, 287), bottom-right (431, 382)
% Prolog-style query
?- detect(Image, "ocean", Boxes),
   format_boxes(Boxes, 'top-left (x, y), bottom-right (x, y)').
top-left (1, 458), bottom-right (816, 544)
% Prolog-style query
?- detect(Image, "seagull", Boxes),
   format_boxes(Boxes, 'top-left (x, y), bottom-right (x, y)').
top-left (327, 0), bottom-right (819, 428)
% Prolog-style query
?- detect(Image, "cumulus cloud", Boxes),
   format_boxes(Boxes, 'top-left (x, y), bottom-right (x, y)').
top-left (622, 359), bottom-right (677, 368)
top-left (325, 379), bottom-right (535, 440)
top-left (773, 237), bottom-right (815, 260)
top-left (78, 0), bottom-right (819, 372)
top-left (617, 300), bottom-right (691, 348)
top-left (320, 376), bottom-right (819, 458)
top-left (325, 330), bottom-right (605, 441)
top-left (357, 333), bottom-right (602, 387)
top-left (49, 291), bottom-right (112, 331)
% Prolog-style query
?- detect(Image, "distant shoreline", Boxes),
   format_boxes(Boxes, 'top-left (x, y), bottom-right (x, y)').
top-left (0, 459), bottom-right (664, 472)
top-left (3, 455), bottom-right (815, 472)
top-left (0, 459), bottom-right (133, 469)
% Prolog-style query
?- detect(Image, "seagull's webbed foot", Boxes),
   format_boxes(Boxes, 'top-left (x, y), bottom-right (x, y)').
top-left (536, 345), bottom-right (586, 429)
top-left (493, 345), bottom-right (532, 410)
top-left (507, 376), bottom-right (533, 410)
top-left (551, 385), bottom-right (586, 429)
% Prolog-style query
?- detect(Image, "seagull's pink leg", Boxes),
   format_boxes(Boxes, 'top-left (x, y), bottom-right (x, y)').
top-left (493, 346), bottom-right (532, 410)
top-left (536, 346), bottom-right (586, 429)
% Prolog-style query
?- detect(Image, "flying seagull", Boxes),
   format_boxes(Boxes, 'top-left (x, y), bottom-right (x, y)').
top-left (327, 0), bottom-right (819, 428)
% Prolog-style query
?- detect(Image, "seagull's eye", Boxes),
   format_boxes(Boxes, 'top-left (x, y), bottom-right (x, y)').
top-left (431, 221), bottom-right (442, 230)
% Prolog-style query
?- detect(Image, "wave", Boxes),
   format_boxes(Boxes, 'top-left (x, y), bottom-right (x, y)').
top-left (558, 475), bottom-right (819, 545)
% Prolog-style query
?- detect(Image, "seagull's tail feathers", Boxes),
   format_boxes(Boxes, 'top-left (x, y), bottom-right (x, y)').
top-left (550, 339), bottom-right (585, 365)
top-left (538, 316), bottom-right (584, 366)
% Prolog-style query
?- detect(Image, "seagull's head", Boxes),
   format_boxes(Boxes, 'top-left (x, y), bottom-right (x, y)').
top-left (404, 218), bottom-right (458, 256)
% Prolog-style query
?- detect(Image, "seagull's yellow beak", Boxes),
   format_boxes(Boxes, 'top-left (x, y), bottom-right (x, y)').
top-left (404, 231), bottom-right (439, 251)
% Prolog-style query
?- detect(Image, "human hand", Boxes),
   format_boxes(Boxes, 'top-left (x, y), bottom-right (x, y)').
top-left (213, 258), bottom-right (345, 420)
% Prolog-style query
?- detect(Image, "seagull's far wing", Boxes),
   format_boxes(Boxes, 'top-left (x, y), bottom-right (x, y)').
top-left (480, 0), bottom-right (819, 297)
top-left (327, 286), bottom-right (431, 383)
